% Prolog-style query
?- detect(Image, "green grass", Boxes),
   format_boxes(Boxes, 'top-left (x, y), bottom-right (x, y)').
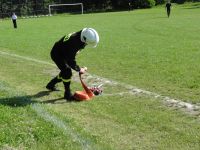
top-left (0, 3), bottom-right (200, 150)
top-left (0, 83), bottom-right (83, 150)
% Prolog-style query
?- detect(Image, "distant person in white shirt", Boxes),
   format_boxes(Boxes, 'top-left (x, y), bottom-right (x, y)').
top-left (11, 13), bottom-right (17, 28)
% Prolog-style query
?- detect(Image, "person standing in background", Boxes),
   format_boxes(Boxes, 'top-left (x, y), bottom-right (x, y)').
top-left (128, 2), bottom-right (132, 11)
top-left (11, 13), bottom-right (17, 28)
top-left (165, 1), bottom-right (172, 18)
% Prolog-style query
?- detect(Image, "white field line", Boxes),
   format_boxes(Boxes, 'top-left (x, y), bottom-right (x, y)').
top-left (1, 145), bottom-right (18, 150)
top-left (0, 50), bottom-right (200, 114)
top-left (0, 50), bottom-right (55, 67)
top-left (0, 82), bottom-right (92, 150)
top-left (31, 104), bottom-right (92, 150)
top-left (101, 91), bottom-right (132, 96)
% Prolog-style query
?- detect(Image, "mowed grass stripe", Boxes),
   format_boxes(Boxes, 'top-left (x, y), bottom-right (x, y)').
top-left (0, 48), bottom-right (200, 149)
top-left (0, 52), bottom-right (109, 150)
top-left (0, 50), bottom-right (200, 116)
top-left (32, 103), bottom-right (93, 150)
top-left (0, 4), bottom-right (200, 103)
top-left (0, 3), bottom-right (200, 149)
top-left (0, 82), bottom-right (87, 150)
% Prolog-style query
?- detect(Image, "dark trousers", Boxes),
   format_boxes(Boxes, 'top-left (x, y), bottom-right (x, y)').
top-left (167, 9), bottom-right (171, 18)
top-left (12, 19), bottom-right (17, 28)
top-left (48, 47), bottom-right (72, 92)
top-left (51, 50), bottom-right (72, 80)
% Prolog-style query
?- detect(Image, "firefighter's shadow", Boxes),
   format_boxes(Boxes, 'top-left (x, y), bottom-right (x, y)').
top-left (0, 91), bottom-right (66, 107)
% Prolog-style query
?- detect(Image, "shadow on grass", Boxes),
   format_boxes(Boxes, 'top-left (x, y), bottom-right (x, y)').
top-left (0, 91), bottom-right (68, 107)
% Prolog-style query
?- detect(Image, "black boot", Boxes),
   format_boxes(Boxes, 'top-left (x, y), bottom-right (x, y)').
top-left (46, 77), bottom-right (62, 91)
top-left (64, 90), bottom-right (74, 101)
top-left (63, 81), bottom-right (74, 101)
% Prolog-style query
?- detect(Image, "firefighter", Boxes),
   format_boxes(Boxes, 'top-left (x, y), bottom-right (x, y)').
top-left (46, 28), bottom-right (99, 100)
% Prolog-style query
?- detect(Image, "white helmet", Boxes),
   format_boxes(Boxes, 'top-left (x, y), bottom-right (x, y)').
top-left (81, 28), bottom-right (99, 48)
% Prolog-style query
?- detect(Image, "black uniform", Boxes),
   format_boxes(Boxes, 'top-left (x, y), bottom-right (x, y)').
top-left (46, 30), bottom-right (86, 100)
top-left (166, 2), bottom-right (171, 18)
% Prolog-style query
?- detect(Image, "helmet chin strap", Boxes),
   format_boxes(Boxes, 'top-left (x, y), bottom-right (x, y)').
top-left (83, 36), bottom-right (87, 42)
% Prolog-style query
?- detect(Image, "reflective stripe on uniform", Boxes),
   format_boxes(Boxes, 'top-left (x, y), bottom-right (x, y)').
top-left (63, 32), bottom-right (75, 42)
top-left (57, 75), bottom-right (71, 82)
top-left (62, 78), bottom-right (71, 82)
top-left (57, 74), bottom-right (62, 80)
top-left (56, 74), bottom-right (71, 82)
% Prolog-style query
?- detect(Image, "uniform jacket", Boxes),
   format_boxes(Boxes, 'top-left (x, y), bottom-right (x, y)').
top-left (51, 30), bottom-right (86, 72)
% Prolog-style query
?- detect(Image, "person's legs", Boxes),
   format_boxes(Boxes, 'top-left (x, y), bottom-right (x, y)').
top-left (13, 20), bottom-right (17, 28)
top-left (167, 9), bottom-right (170, 17)
top-left (60, 68), bottom-right (73, 100)
top-left (46, 52), bottom-right (74, 100)
top-left (46, 74), bottom-right (62, 91)
top-left (46, 51), bottom-right (65, 91)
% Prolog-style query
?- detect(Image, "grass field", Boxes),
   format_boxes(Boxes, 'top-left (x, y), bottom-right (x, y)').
top-left (0, 3), bottom-right (200, 150)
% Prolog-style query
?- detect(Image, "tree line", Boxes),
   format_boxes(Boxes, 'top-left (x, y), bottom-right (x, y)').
top-left (0, 0), bottom-right (198, 18)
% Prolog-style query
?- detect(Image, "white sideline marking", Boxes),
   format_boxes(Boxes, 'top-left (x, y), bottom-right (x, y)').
top-left (0, 51), bottom-right (55, 66)
top-left (0, 81), bottom-right (92, 150)
top-left (32, 104), bottom-right (92, 150)
top-left (0, 50), bottom-right (200, 114)
top-left (101, 92), bottom-right (132, 96)
top-left (1, 145), bottom-right (17, 150)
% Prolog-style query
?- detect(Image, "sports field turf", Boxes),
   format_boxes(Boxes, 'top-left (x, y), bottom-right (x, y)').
top-left (0, 3), bottom-right (200, 150)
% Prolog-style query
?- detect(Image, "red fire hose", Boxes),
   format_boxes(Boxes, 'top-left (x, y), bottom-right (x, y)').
top-left (73, 73), bottom-right (102, 101)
